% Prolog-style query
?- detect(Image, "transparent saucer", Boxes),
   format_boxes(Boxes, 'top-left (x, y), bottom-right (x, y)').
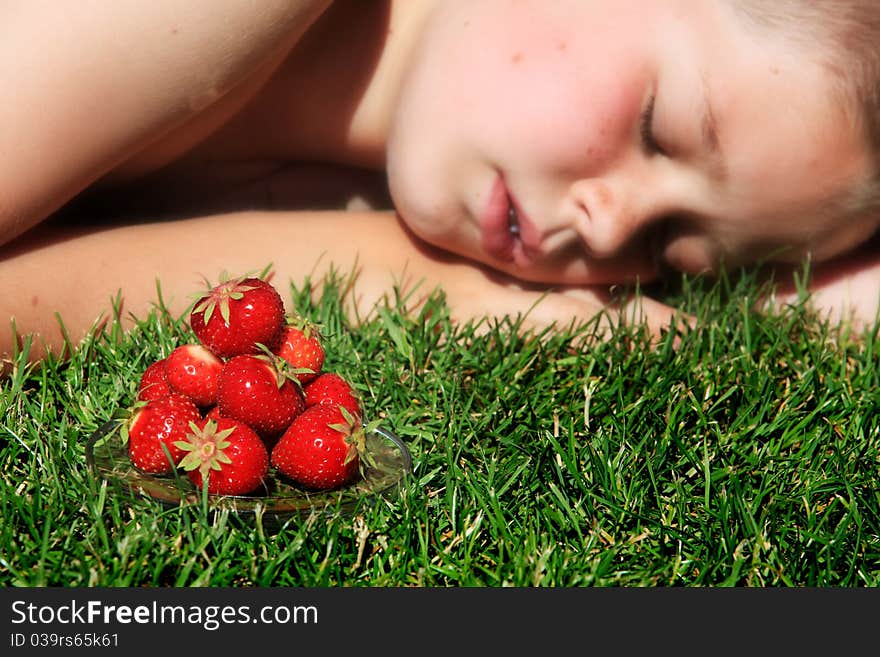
top-left (85, 416), bottom-right (412, 521)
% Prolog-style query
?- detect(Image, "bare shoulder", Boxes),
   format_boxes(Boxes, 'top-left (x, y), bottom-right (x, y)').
top-left (1, 0), bottom-right (334, 246)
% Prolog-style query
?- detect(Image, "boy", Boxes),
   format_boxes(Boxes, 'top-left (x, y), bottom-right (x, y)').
top-left (1, 0), bottom-right (878, 365)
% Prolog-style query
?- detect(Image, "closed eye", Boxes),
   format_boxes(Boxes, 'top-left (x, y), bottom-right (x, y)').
top-left (640, 95), bottom-right (666, 156)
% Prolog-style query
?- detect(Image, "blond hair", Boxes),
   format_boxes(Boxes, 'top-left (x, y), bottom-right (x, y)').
top-left (728, 0), bottom-right (880, 217)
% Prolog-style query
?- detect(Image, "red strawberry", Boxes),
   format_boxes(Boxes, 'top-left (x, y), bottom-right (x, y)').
top-left (125, 393), bottom-right (201, 474)
top-left (271, 403), bottom-right (365, 490)
top-left (189, 275), bottom-right (286, 358)
top-left (303, 372), bottom-right (362, 419)
top-left (274, 317), bottom-right (325, 384)
top-left (137, 358), bottom-right (172, 401)
top-left (164, 344), bottom-right (223, 408)
top-left (217, 354), bottom-right (305, 443)
top-left (203, 405), bottom-right (223, 420)
top-left (176, 417), bottom-right (269, 495)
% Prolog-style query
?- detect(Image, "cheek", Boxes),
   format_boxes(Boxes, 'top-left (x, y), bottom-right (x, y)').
top-left (493, 69), bottom-right (638, 171)
top-left (464, 40), bottom-right (648, 174)
top-left (393, 3), bottom-right (649, 172)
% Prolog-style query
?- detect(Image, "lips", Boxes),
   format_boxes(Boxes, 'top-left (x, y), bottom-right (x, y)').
top-left (481, 176), bottom-right (514, 260)
top-left (480, 175), bottom-right (538, 266)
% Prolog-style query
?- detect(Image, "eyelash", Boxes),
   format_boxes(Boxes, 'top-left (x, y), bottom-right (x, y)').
top-left (640, 95), bottom-right (666, 156)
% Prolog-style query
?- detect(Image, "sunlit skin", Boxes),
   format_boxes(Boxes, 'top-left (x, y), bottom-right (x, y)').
top-left (0, 0), bottom-right (877, 364)
top-left (386, 0), bottom-right (876, 285)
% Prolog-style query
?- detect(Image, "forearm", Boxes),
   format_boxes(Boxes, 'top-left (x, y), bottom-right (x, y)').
top-left (763, 241), bottom-right (880, 329)
top-left (1, 0), bottom-right (332, 242)
top-left (0, 210), bottom-right (389, 362)
top-left (0, 210), bottom-right (681, 365)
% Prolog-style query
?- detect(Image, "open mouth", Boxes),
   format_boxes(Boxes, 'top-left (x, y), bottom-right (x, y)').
top-left (480, 174), bottom-right (538, 267)
top-left (507, 202), bottom-right (521, 238)
top-left (481, 175), bottom-right (516, 261)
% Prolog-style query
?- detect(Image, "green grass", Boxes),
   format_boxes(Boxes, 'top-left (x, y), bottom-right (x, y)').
top-left (2, 268), bottom-right (880, 587)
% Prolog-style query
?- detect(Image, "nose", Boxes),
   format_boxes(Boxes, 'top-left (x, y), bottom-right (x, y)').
top-left (567, 178), bottom-right (657, 258)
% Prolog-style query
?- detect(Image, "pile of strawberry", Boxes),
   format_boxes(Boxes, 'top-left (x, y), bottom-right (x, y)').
top-left (123, 274), bottom-right (369, 496)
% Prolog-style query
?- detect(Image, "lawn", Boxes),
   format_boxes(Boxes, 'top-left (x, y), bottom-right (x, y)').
top-left (2, 268), bottom-right (879, 587)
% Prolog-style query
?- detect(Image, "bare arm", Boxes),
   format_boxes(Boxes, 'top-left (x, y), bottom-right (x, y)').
top-left (0, 210), bottom-right (682, 364)
top-left (763, 239), bottom-right (880, 330)
top-left (0, 0), bottom-right (332, 243)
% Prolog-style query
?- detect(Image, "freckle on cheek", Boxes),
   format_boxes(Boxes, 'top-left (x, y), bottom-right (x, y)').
top-left (511, 52), bottom-right (523, 64)
top-left (31, 295), bottom-right (38, 307)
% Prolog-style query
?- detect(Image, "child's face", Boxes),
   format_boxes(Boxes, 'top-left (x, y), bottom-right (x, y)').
top-left (385, 0), bottom-right (875, 286)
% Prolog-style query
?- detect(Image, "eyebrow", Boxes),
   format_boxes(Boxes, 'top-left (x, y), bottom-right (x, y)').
top-left (700, 78), bottom-right (727, 181)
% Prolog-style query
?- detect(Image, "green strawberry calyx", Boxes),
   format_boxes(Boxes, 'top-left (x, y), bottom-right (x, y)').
top-left (330, 407), bottom-right (381, 473)
top-left (285, 313), bottom-right (326, 341)
top-left (192, 275), bottom-right (259, 327)
top-left (255, 344), bottom-right (313, 390)
top-left (175, 420), bottom-right (234, 480)
top-left (113, 401), bottom-right (149, 446)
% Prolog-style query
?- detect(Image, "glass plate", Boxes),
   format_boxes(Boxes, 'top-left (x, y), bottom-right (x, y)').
top-left (85, 417), bottom-right (412, 520)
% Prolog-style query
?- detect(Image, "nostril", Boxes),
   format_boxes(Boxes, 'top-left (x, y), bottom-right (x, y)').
top-left (570, 201), bottom-right (597, 256)
top-left (569, 180), bottom-right (640, 259)
top-left (581, 211), bottom-right (632, 258)
top-left (569, 181), bottom-right (630, 257)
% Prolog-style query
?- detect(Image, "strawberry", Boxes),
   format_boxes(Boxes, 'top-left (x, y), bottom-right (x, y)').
top-left (125, 393), bottom-right (201, 474)
top-left (271, 403), bottom-right (366, 490)
top-left (164, 343), bottom-right (223, 409)
top-left (303, 372), bottom-right (362, 419)
top-left (137, 357), bottom-right (172, 401)
top-left (176, 417), bottom-right (269, 496)
top-left (203, 405), bottom-right (223, 420)
top-left (189, 275), bottom-right (286, 359)
top-left (217, 353), bottom-right (305, 443)
top-left (274, 317), bottom-right (325, 384)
